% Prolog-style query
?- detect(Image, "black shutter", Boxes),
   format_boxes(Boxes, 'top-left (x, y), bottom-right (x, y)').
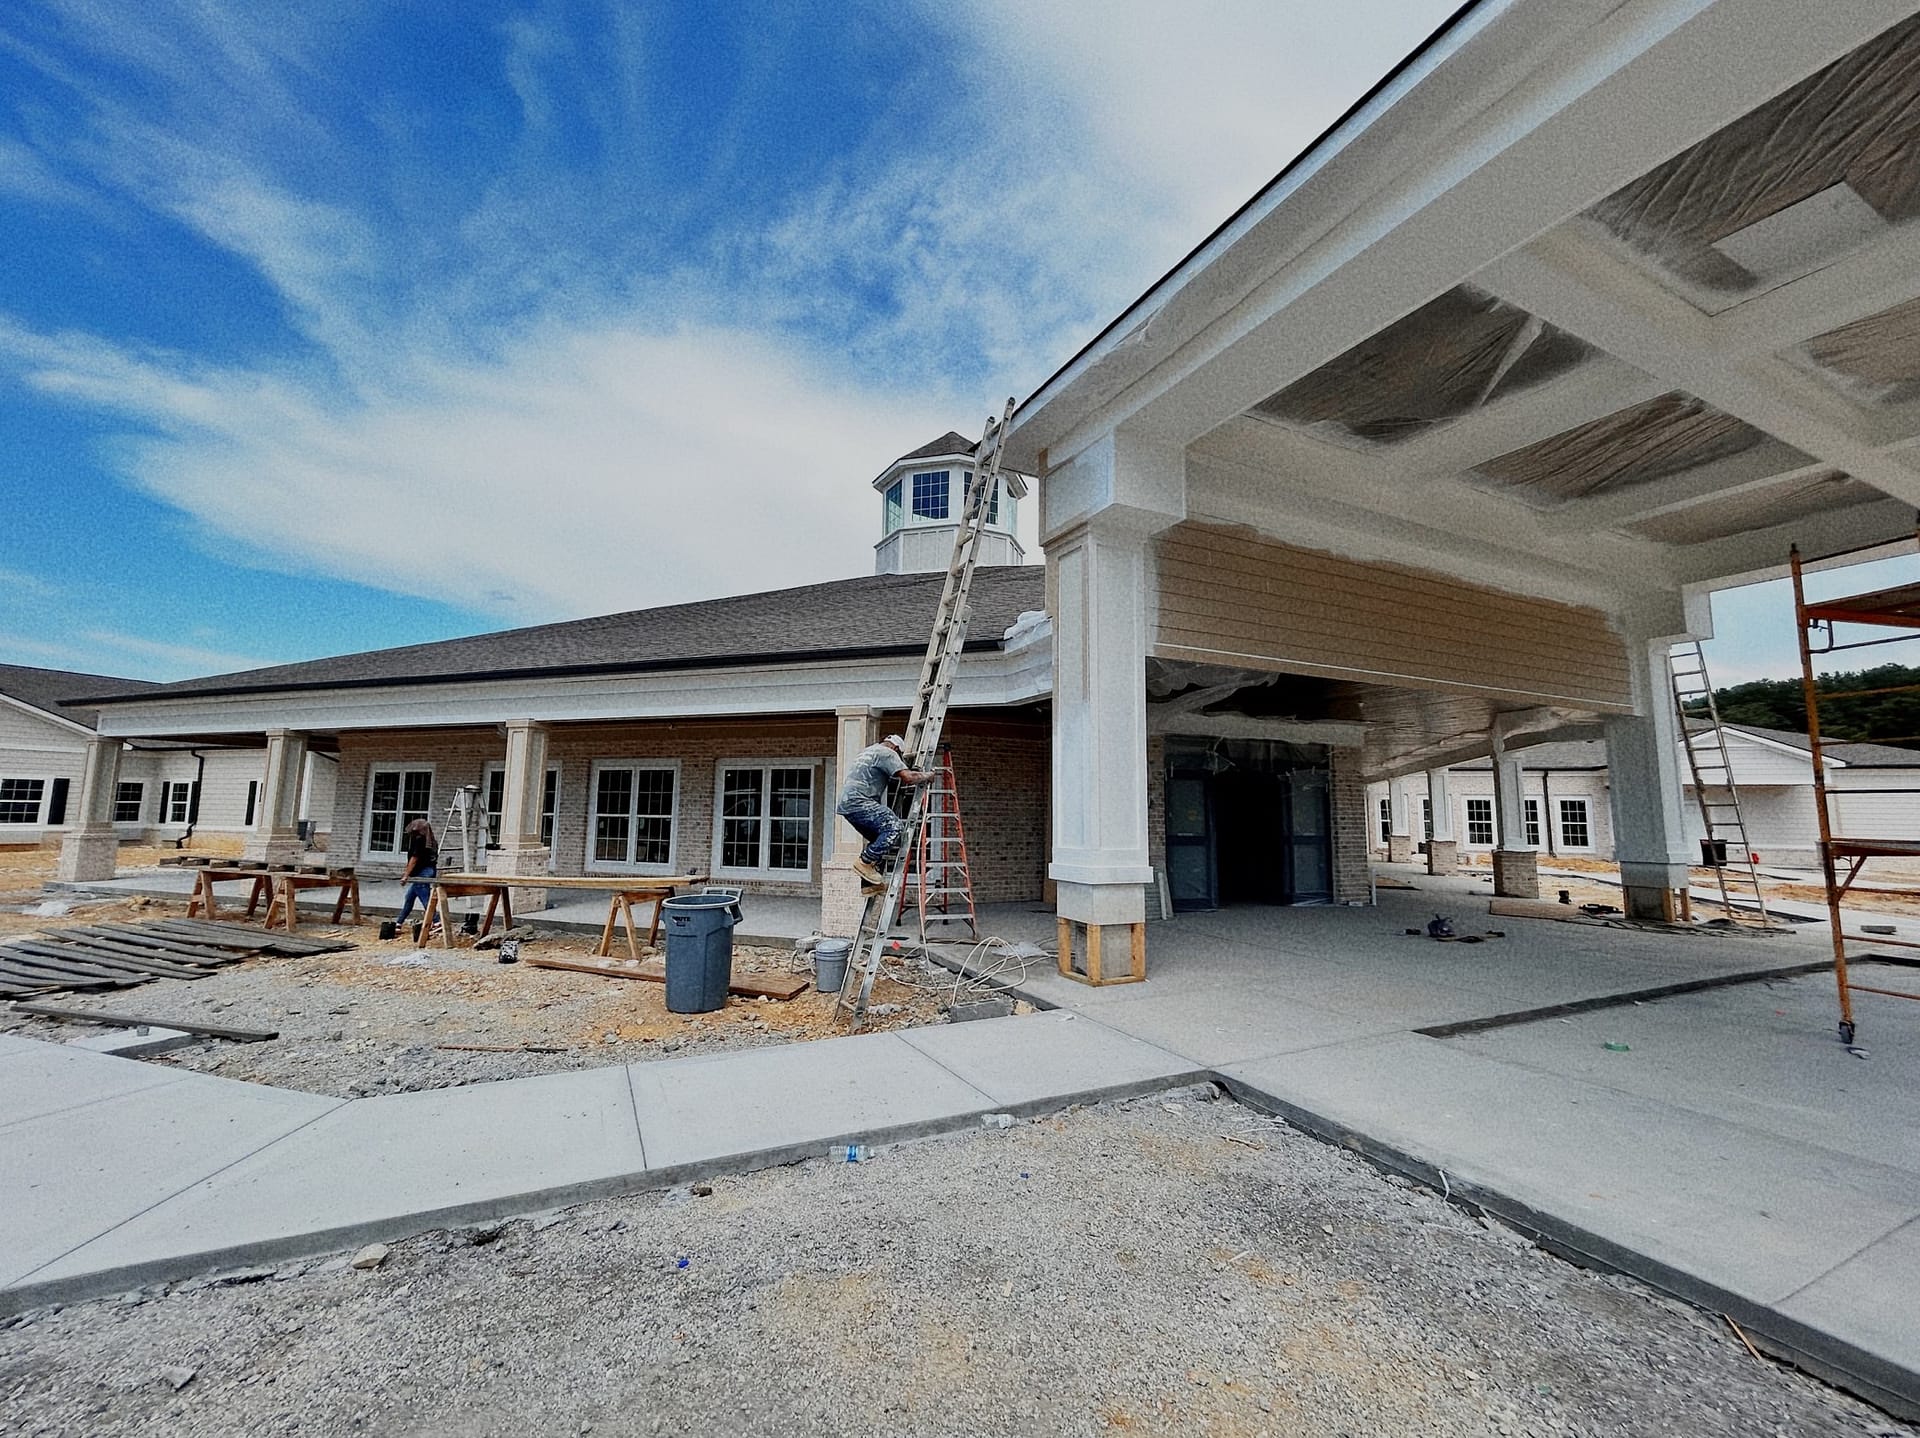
top-left (243, 781), bottom-right (258, 827)
top-left (46, 777), bottom-right (69, 826)
top-left (188, 781), bottom-right (202, 824)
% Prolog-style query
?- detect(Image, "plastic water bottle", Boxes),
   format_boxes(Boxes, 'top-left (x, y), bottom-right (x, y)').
top-left (832, 1144), bottom-right (872, 1164)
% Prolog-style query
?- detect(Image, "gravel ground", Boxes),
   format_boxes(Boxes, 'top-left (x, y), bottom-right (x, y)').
top-left (2, 1090), bottom-right (1907, 1438)
top-left (0, 906), bottom-right (973, 1097)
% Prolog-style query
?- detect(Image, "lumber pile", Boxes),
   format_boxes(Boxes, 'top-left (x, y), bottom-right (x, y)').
top-left (0, 918), bottom-right (352, 998)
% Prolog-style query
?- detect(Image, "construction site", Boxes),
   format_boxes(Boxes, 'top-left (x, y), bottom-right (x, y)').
top-left (8, 1), bottom-right (1920, 1434)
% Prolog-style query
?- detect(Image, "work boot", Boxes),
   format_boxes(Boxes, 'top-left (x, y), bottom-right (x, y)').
top-left (854, 857), bottom-right (884, 886)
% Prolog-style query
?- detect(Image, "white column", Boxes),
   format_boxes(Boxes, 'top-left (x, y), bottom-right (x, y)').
top-left (1425, 766), bottom-right (1458, 875)
top-left (819, 705), bottom-right (881, 936)
top-left (1386, 776), bottom-right (1414, 864)
top-left (1491, 750), bottom-right (1540, 898)
top-left (244, 729), bottom-right (310, 864)
top-left (1607, 634), bottom-right (1693, 921)
top-left (56, 736), bottom-right (123, 881)
top-left (487, 721), bottom-right (552, 913)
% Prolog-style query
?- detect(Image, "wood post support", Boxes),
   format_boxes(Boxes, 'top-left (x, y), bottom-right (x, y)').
top-left (1056, 916), bottom-right (1147, 986)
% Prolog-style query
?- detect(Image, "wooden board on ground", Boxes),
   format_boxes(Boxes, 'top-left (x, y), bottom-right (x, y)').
top-left (143, 918), bottom-right (355, 955)
top-left (5, 936), bottom-right (213, 979)
top-left (9, 1000), bottom-right (277, 1041)
top-left (523, 952), bottom-right (808, 1000)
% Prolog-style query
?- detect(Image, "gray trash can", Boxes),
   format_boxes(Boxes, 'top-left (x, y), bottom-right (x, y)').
top-left (814, 937), bottom-right (852, 994)
top-left (662, 895), bottom-right (738, 1013)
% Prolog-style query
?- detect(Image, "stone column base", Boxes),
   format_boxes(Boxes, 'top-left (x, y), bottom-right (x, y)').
top-left (1619, 860), bottom-right (1689, 922)
top-left (1492, 849), bottom-right (1540, 899)
top-left (819, 861), bottom-right (868, 939)
top-left (486, 846), bottom-right (552, 916)
top-left (56, 827), bottom-right (121, 882)
top-left (1426, 839), bottom-right (1459, 876)
top-left (1386, 835), bottom-right (1414, 865)
top-left (242, 830), bottom-right (307, 867)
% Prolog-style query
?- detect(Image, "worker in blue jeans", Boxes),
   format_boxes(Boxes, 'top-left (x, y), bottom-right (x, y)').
top-left (394, 817), bottom-right (439, 930)
top-left (835, 734), bottom-right (935, 884)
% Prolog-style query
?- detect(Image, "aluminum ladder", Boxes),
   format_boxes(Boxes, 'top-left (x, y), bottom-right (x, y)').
top-left (899, 745), bottom-right (979, 940)
top-left (836, 398), bottom-right (1014, 1027)
top-left (1668, 640), bottom-right (1773, 927)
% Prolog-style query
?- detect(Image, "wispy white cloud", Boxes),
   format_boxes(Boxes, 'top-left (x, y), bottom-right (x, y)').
top-left (78, 629), bottom-right (274, 675)
top-left (0, 565), bottom-right (59, 598)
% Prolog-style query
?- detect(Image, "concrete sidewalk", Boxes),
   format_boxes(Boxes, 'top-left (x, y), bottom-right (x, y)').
top-left (0, 1012), bottom-right (1202, 1313)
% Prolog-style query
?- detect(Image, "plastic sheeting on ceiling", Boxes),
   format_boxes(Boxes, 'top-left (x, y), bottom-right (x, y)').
top-left (1792, 293), bottom-right (1920, 407)
top-left (1586, 14), bottom-right (1920, 306)
top-left (1248, 285), bottom-right (1589, 446)
top-left (1474, 391), bottom-right (1777, 505)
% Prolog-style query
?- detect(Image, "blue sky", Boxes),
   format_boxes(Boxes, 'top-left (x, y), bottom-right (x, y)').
top-left (3, 0), bottom-right (1873, 694)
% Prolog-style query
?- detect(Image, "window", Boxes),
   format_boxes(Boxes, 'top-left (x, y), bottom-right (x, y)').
top-left (158, 781), bottom-right (197, 826)
top-left (365, 768), bottom-right (432, 855)
top-left (243, 780), bottom-right (260, 828)
top-left (883, 480), bottom-right (902, 535)
top-left (482, 764), bottom-right (561, 856)
top-left (1421, 797), bottom-right (1433, 840)
top-left (1558, 798), bottom-right (1592, 850)
top-left (986, 475), bottom-right (999, 526)
top-left (540, 768), bottom-right (558, 849)
top-left (1377, 797), bottom-right (1391, 845)
top-left (911, 470), bottom-right (949, 520)
top-left (1524, 798), bottom-right (1541, 848)
top-left (716, 762), bottom-right (817, 875)
top-left (113, 781), bottom-right (144, 824)
top-left (0, 778), bottom-right (45, 825)
top-left (590, 762), bottom-right (676, 869)
top-left (1465, 797), bottom-right (1494, 846)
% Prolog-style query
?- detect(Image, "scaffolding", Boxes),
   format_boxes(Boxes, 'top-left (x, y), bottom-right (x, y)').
top-left (1788, 539), bottom-right (1920, 1046)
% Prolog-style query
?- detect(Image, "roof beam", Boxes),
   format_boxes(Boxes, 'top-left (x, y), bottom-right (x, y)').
top-left (1709, 220), bottom-right (1920, 357)
top-left (1538, 441), bottom-right (1822, 535)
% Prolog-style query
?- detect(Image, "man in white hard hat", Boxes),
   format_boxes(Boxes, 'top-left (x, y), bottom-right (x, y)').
top-left (834, 733), bottom-right (935, 885)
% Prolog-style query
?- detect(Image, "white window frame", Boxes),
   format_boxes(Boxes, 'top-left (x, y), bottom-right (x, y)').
top-left (0, 776), bottom-right (48, 826)
top-left (1420, 796), bottom-right (1433, 841)
top-left (711, 758), bottom-right (822, 880)
top-left (586, 759), bottom-right (679, 875)
top-left (1377, 796), bottom-right (1391, 845)
top-left (157, 780), bottom-right (195, 827)
top-left (1464, 797), bottom-right (1495, 847)
top-left (1523, 797), bottom-right (1541, 849)
top-left (112, 780), bottom-right (145, 825)
top-left (1557, 797), bottom-right (1593, 851)
top-left (909, 469), bottom-right (951, 522)
top-left (483, 760), bottom-right (564, 872)
top-left (363, 764), bottom-right (435, 859)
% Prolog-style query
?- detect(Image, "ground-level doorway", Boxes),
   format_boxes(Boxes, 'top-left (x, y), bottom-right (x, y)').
top-left (1164, 737), bottom-right (1332, 911)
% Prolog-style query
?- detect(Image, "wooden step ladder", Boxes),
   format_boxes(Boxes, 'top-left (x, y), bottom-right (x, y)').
top-left (1668, 640), bottom-right (1773, 927)
top-left (900, 745), bottom-right (978, 940)
top-left (835, 398), bottom-right (1014, 1027)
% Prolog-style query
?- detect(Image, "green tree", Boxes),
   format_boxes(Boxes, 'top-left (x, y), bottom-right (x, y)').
top-left (1688, 663), bottom-right (1920, 749)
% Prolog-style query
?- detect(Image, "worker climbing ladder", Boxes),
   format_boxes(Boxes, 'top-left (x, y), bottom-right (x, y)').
top-left (1667, 640), bottom-right (1773, 927)
top-left (836, 398), bottom-right (1014, 1027)
top-left (899, 745), bottom-right (978, 940)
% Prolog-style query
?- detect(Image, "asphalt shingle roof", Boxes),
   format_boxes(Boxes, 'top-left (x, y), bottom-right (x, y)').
top-left (1717, 722), bottom-right (1920, 768)
top-left (891, 431), bottom-right (976, 466)
top-left (0, 662), bottom-right (154, 731)
top-left (73, 567), bottom-right (1047, 707)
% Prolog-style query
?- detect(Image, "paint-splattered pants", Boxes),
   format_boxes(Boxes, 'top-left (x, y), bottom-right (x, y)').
top-left (836, 796), bottom-right (902, 866)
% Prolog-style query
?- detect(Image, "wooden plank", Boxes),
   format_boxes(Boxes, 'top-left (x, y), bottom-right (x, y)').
top-left (21, 933), bottom-right (221, 976)
top-left (8, 1001), bottom-right (277, 1041)
top-left (58, 926), bottom-right (244, 964)
top-left (430, 873), bottom-right (705, 891)
top-left (0, 951), bottom-right (145, 987)
top-left (1, 938), bottom-right (212, 980)
top-left (0, 963), bottom-right (110, 991)
top-left (522, 953), bottom-right (808, 1000)
top-left (146, 919), bottom-right (351, 954)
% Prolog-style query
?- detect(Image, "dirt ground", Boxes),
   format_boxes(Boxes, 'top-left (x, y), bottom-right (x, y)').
top-left (0, 896), bottom-right (980, 1097)
top-left (1454, 850), bottom-right (1920, 920)
top-left (2, 1090), bottom-right (1907, 1438)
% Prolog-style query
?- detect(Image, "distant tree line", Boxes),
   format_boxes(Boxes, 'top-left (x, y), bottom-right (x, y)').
top-left (1690, 663), bottom-right (1920, 749)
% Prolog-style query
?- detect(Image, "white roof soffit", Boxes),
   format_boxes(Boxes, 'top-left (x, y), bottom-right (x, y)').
top-left (1008, 0), bottom-right (1920, 597)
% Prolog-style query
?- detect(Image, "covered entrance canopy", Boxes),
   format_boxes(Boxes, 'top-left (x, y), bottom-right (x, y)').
top-left (1008, 0), bottom-right (1920, 943)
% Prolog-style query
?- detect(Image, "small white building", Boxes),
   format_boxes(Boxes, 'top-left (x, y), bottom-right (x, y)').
top-left (1366, 725), bottom-right (1920, 870)
top-left (0, 663), bottom-right (334, 852)
top-left (872, 432), bottom-right (1027, 576)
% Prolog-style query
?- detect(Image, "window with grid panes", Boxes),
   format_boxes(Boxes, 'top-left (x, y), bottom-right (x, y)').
top-left (720, 765), bottom-right (815, 873)
top-left (1558, 799), bottom-right (1591, 849)
top-left (883, 481), bottom-right (902, 534)
top-left (0, 778), bottom-right (44, 824)
top-left (367, 769), bottom-right (432, 854)
top-left (113, 782), bottom-right (144, 823)
top-left (484, 769), bottom-right (506, 846)
top-left (540, 768), bottom-right (558, 848)
top-left (160, 781), bottom-right (195, 825)
top-left (911, 470), bottom-right (949, 520)
top-left (592, 765), bottom-right (674, 866)
top-left (1524, 798), bottom-right (1541, 848)
top-left (1465, 797), bottom-right (1494, 846)
top-left (1421, 797), bottom-right (1432, 840)
top-left (1378, 797), bottom-right (1390, 844)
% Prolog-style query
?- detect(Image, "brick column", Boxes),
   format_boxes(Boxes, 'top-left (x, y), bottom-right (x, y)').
top-left (486, 720), bottom-right (551, 913)
top-left (56, 736), bottom-right (123, 882)
top-left (1491, 752), bottom-right (1539, 898)
top-left (1386, 776), bottom-right (1414, 864)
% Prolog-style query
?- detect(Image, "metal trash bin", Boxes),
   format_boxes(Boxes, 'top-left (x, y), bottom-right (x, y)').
top-left (662, 894), bottom-right (739, 1013)
top-left (813, 937), bottom-right (852, 994)
top-left (1700, 837), bottom-right (1729, 868)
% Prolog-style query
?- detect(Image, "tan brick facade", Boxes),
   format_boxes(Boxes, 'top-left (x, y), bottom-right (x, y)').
top-left (332, 710), bottom-right (1050, 903)
top-left (1329, 745), bottom-right (1371, 905)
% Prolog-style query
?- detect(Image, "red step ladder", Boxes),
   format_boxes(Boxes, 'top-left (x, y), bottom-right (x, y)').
top-left (900, 746), bottom-right (977, 939)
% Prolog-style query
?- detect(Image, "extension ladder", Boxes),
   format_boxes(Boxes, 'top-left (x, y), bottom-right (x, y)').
top-left (835, 399), bottom-right (1015, 1026)
top-left (899, 745), bottom-right (978, 940)
top-left (1667, 641), bottom-right (1773, 927)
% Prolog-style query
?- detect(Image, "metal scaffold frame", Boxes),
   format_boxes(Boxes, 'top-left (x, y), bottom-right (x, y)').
top-left (1789, 535), bottom-right (1920, 1047)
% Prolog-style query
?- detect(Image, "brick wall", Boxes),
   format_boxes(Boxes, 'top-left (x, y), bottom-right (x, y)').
top-left (1146, 734), bottom-right (1167, 877)
top-left (332, 710), bottom-right (1050, 902)
top-left (1329, 745), bottom-right (1371, 905)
